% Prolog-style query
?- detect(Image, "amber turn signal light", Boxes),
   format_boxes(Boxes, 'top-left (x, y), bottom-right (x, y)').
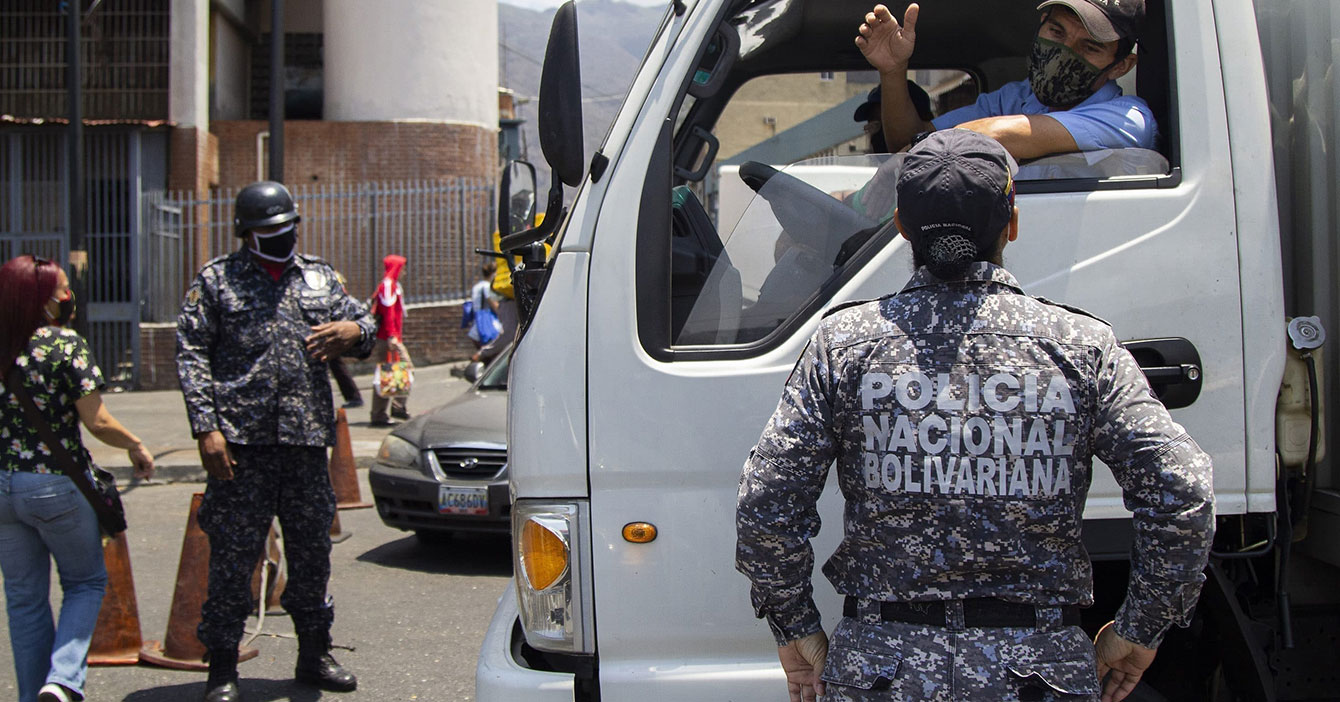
top-left (521, 519), bottom-right (568, 591)
top-left (622, 522), bottom-right (657, 543)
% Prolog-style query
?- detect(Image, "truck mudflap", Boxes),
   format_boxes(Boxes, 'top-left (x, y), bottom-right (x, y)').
top-left (475, 583), bottom-right (576, 701)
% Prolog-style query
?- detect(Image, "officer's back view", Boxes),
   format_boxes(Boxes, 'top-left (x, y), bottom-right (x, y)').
top-left (736, 130), bottom-right (1214, 702)
top-left (177, 181), bottom-right (377, 702)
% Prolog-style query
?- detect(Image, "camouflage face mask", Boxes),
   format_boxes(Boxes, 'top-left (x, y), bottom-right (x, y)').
top-left (1028, 37), bottom-right (1105, 109)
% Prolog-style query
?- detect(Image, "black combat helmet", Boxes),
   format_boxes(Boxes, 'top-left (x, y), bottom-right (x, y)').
top-left (234, 180), bottom-right (300, 237)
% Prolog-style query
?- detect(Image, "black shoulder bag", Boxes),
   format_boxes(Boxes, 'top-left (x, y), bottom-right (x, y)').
top-left (4, 366), bottom-right (127, 536)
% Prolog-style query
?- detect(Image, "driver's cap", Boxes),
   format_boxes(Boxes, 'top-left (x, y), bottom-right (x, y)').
top-left (895, 130), bottom-right (1018, 266)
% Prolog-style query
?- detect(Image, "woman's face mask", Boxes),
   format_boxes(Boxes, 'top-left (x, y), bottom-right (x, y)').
top-left (250, 222), bottom-right (298, 262)
top-left (1028, 37), bottom-right (1106, 109)
top-left (45, 290), bottom-right (76, 327)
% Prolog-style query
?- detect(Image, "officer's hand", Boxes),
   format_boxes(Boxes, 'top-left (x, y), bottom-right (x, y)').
top-left (855, 4), bottom-right (918, 75)
top-left (778, 631), bottom-right (828, 702)
top-left (197, 431), bottom-right (236, 480)
top-left (1094, 621), bottom-right (1157, 702)
top-left (306, 321), bottom-right (361, 362)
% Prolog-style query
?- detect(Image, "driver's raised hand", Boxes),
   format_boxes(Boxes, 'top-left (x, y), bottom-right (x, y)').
top-left (856, 4), bottom-right (919, 75)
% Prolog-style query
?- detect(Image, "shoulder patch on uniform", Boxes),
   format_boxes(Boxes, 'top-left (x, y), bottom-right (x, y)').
top-left (303, 268), bottom-right (328, 291)
top-left (183, 283), bottom-right (203, 310)
top-left (296, 253), bottom-right (329, 266)
top-left (1032, 295), bottom-right (1112, 326)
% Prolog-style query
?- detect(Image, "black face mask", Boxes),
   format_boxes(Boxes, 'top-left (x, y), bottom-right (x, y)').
top-left (46, 291), bottom-right (76, 327)
top-left (250, 223), bottom-right (298, 262)
top-left (1028, 37), bottom-right (1107, 109)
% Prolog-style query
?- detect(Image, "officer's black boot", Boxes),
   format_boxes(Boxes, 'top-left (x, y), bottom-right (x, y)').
top-left (295, 633), bottom-right (357, 692)
top-left (203, 648), bottom-right (241, 702)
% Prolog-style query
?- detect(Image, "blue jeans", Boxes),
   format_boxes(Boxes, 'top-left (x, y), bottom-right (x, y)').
top-left (0, 470), bottom-right (107, 702)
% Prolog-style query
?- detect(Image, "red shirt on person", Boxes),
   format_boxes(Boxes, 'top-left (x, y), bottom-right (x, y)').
top-left (372, 255), bottom-right (406, 340)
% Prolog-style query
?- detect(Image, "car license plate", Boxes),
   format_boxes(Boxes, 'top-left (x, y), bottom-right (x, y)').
top-left (438, 486), bottom-right (488, 515)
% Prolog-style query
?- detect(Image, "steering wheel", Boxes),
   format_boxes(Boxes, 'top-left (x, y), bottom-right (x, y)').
top-left (737, 161), bottom-right (879, 263)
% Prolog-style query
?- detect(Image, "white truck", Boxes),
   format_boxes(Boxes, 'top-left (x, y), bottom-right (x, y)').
top-left (476, 0), bottom-right (1340, 700)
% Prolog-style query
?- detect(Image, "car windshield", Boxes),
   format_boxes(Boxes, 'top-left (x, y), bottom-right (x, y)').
top-left (476, 347), bottom-right (511, 391)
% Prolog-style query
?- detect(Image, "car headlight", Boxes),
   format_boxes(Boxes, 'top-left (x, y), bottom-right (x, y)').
top-left (513, 500), bottom-right (593, 653)
top-left (376, 435), bottom-right (421, 469)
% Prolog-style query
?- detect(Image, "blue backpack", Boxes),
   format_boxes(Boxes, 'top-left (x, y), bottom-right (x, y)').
top-left (460, 301), bottom-right (476, 329)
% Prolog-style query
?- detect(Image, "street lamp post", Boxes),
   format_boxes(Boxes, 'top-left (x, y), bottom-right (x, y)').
top-left (269, 0), bottom-right (285, 182)
top-left (66, 0), bottom-right (88, 339)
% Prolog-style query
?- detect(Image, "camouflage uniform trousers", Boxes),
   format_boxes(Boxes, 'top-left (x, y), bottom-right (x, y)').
top-left (196, 443), bottom-right (336, 650)
top-left (820, 601), bottom-right (1100, 701)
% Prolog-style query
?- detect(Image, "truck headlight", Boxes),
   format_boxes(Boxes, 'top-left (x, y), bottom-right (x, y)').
top-left (513, 500), bottom-right (593, 653)
top-left (376, 435), bottom-right (420, 469)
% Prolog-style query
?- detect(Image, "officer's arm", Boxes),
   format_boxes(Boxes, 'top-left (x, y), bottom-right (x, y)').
top-left (1092, 335), bottom-right (1214, 649)
top-left (328, 267), bottom-right (377, 358)
top-left (176, 275), bottom-right (221, 437)
top-left (736, 331), bottom-right (838, 646)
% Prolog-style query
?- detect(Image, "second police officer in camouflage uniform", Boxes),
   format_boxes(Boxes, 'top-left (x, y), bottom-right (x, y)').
top-left (177, 181), bottom-right (376, 702)
top-left (736, 130), bottom-right (1214, 702)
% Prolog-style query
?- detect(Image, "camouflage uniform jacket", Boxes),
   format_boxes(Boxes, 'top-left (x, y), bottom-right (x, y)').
top-left (176, 250), bottom-right (376, 447)
top-left (736, 262), bottom-right (1214, 649)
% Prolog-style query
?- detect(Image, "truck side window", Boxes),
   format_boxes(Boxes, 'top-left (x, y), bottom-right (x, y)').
top-left (653, 0), bottom-right (1177, 353)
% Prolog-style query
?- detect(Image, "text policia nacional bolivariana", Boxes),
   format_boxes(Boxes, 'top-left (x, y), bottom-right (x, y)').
top-left (859, 369), bottom-right (1079, 499)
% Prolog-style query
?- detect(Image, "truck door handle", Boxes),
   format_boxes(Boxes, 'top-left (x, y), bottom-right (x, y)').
top-left (1138, 363), bottom-right (1201, 382)
top-left (1122, 338), bottom-right (1203, 410)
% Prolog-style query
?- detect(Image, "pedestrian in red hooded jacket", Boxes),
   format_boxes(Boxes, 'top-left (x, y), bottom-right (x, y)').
top-left (370, 255), bottom-right (411, 426)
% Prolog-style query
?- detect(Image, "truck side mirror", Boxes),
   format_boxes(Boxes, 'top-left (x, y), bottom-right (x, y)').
top-left (499, 160), bottom-right (538, 239)
top-left (500, 0), bottom-right (580, 255)
top-left (539, 0), bottom-right (584, 189)
top-left (497, 0), bottom-right (583, 328)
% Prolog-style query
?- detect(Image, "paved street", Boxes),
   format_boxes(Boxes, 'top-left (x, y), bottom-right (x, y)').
top-left (0, 363), bottom-right (513, 701)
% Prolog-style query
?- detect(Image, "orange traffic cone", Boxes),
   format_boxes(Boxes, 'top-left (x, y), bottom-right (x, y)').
top-left (140, 493), bottom-right (258, 670)
top-left (330, 408), bottom-right (373, 510)
top-left (88, 532), bottom-right (143, 665)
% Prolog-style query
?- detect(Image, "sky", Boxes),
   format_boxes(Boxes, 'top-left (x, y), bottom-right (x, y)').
top-left (501, 0), bottom-right (665, 9)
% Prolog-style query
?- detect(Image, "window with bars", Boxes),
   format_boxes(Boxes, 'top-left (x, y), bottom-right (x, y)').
top-left (0, 0), bottom-right (170, 121)
top-left (249, 32), bottom-right (324, 120)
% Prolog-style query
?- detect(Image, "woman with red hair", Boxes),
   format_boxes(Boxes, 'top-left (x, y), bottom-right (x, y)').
top-left (0, 255), bottom-right (154, 702)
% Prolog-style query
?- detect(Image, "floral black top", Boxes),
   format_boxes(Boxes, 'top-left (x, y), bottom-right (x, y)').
top-left (1, 326), bottom-right (105, 475)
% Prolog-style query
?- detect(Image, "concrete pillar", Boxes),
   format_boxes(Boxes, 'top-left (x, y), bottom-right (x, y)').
top-left (323, 0), bottom-right (499, 127)
top-left (169, 0), bottom-right (208, 130)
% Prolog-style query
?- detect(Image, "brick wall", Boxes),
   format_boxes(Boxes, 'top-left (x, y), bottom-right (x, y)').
top-left (136, 301), bottom-right (479, 391)
top-left (168, 126), bottom-right (219, 192)
top-left (210, 120), bottom-right (497, 188)
top-left (138, 324), bottom-right (179, 391)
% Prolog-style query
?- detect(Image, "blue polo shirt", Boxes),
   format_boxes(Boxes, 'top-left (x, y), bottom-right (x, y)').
top-left (932, 80), bottom-right (1158, 152)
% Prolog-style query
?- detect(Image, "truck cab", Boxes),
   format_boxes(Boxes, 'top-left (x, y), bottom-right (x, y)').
top-left (477, 1), bottom-right (1336, 700)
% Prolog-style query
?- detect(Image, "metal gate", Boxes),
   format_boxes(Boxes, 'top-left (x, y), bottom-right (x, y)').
top-left (139, 179), bottom-right (497, 323)
top-left (1, 127), bottom-right (164, 389)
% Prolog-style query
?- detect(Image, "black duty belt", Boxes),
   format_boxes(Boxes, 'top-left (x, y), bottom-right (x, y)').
top-left (843, 596), bottom-right (1081, 628)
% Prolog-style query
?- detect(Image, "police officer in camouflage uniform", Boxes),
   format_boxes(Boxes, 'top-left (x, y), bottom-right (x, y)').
top-left (177, 181), bottom-right (376, 702)
top-left (736, 130), bottom-right (1213, 702)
